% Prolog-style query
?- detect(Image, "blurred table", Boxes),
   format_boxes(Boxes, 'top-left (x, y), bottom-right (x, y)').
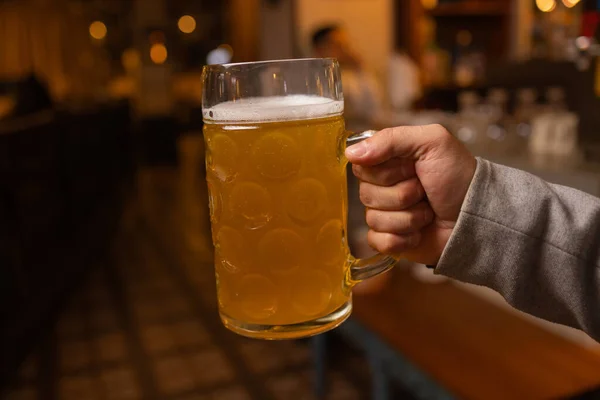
top-left (342, 267), bottom-right (600, 400)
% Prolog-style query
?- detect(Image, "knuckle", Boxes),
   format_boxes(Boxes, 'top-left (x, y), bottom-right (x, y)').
top-left (407, 211), bottom-right (420, 227)
top-left (416, 208), bottom-right (430, 227)
top-left (407, 178), bottom-right (421, 198)
top-left (365, 209), bottom-right (378, 228)
top-left (381, 169), bottom-right (398, 186)
top-left (395, 188), bottom-right (408, 207)
top-left (400, 163), bottom-right (415, 180)
top-left (379, 233), bottom-right (420, 253)
top-left (367, 230), bottom-right (380, 250)
top-left (429, 124), bottom-right (454, 146)
top-left (429, 123), bottom-right (445, 132)
top-left (389, 125), bottom-right (408, 139)
top-left (380, 234), bottom-right (400, 254)
top-left (381, 127), bottom-right (397, 144)
top-left (359, 184), bottom-right (373, 206)
top-left (395, 178), bottom-right (422, 207)
top-left (428, 124), bottom-right (449, 138)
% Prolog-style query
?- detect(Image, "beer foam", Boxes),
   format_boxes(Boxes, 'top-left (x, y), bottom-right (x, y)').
top-left (203, 95), bottom-right (343, 123)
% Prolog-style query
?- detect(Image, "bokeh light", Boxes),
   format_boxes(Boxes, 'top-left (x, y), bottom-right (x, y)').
top-left (536, 0), bottom-right (556, 12)
top-left (150, 44), bottom-right (168, 64)
top-left (178, 15), bottom-right (196, 34)
top-left (575, 36), bottom-right (591, 50)
top-left (218, 44), bottom-right (234, 58)
top-left (562, 0), bottom-right (580, 7)
top-left (207, 48), bottom-right (232, 65)
top-left (89, 21), bottom-right (107, 40)
top-left (421, 0), bottom-right (438, 10)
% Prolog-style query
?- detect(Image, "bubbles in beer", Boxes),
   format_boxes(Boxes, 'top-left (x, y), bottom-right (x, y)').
top-left (253, 132), bottom-right (302, 180)
top-left (291, 270), bottom-right (332, 317)
top-left (285, 178), bottom-right (327, 225)
top-left (208, 134), bottom-right (238, 182)
top-left (316, 219), bottom-right (345, 264)
top-left (258, 228), bottom-right (308, 274)
top-left (216, 227), bottom-right (247, 273)
top-left (239, 274), bottom-right (278, 320)
top-left (313, 124), bottom-right (346, 173)
top-left (204, 97), bottom-right (350, 329)
top-left (229, 182), bottom-right (272, 229)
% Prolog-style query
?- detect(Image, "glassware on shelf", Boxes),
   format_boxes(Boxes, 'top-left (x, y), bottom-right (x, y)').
top-left (452, 90), bottom-right (501, 155)
top-left (513, 88), bottom-right (541, 141)
top-left (527, 85), bottom-right (581, 169)
top-left (529, 111), bottom-right (581, 169)
top-left (453, 91), bottom-right (484, 149)
top-left (483, 88), bottom-right (513, 155)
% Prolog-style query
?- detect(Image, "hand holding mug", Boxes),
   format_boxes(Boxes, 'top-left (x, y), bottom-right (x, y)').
top-left (346, 124), bottom-right (477, 266)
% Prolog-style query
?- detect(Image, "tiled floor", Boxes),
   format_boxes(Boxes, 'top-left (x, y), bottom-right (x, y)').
top-left (1, 151), bottom-right (373, 400)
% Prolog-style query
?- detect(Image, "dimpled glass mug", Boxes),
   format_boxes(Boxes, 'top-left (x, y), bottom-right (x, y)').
top-left (202, 58), bottom-right (396, 339)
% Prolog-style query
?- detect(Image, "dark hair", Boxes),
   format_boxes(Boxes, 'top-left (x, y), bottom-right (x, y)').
top-left (311, 25), bottom-right (339, 48)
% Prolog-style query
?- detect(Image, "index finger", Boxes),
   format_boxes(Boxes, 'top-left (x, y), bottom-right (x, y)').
top-left (345, 125), bottom-right (442, 167)
top-left (352, 158), bottom-right (416, 186)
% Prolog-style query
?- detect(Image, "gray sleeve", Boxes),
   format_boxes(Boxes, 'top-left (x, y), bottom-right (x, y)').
top-left (435, 158), bottom-right (600, 340)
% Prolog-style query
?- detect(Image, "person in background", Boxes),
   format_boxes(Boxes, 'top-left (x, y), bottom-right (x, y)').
top-left (311, 25), bottom-right (384, 125)
top-left (311, 25), bottom-right (392, 293)
top-left (346, 124), bottom-right (600, 341)
top-left (388, 48), bottom-right (422, 111)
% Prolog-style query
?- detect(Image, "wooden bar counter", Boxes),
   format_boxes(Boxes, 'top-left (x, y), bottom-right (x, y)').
top-left (349, 267), bottom-right (600, 399)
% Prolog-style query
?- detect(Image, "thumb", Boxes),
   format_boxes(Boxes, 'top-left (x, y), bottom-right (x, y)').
top-left (345, 125), bottom-right (440, 166)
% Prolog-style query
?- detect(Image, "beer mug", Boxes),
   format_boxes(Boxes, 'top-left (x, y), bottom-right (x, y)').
top-left (202, 58), bottom-right (396, 339)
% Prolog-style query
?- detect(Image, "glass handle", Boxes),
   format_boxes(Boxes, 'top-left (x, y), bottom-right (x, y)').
top-left (346, 130), bottom-right (398, 284)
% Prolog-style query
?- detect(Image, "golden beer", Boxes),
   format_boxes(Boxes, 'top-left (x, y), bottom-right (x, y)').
top-left (202, 59), bottom-right (396, 339)
top-left (204, 96), bottom-right (351, 338)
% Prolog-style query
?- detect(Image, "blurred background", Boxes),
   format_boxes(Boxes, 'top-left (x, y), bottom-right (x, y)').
top-left (1, 0), bottom-right (600, 399)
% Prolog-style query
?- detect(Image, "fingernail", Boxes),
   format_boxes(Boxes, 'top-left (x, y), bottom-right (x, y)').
top-left (346, 142), bottom-right (367, 158)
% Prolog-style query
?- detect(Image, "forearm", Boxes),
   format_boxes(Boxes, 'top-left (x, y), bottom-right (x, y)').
top-left (436, 158), bottom-right (600, 340)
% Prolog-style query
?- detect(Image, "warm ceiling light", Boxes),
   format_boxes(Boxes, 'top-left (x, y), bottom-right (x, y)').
top-left (536, 0), bottom-right (556, 12)
top-left (89, 21), bottom-right (107, 40)
top-left (150, 44), bottom-right (167, 64)
top-left (562, 0), bottom-right (580, 8)
top-left (421, 0), bottom-right (438, 10)
top-left (178, 15), bottom-right (196, 34)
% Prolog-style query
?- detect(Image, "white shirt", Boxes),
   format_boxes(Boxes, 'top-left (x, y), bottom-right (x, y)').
top-left (388, 52), bottom-right (421, 110)
top-left (341, 68), bottom-right (384, 123)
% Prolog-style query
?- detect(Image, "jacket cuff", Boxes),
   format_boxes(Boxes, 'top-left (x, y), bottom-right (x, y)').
top-left (433, 157), bottom-right (488, 277)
